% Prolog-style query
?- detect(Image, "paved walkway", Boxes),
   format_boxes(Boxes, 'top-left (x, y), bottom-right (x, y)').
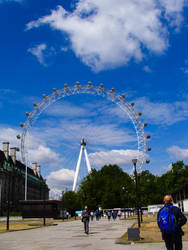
top-left (0, 218), bottom-right (188, 250)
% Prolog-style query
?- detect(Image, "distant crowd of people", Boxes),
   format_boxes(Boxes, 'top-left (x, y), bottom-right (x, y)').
top-left (83, 209), bottom-right (123, 222)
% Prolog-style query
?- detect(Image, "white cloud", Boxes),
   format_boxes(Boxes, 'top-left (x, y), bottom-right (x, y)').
top-left (45, 102), bottom-right (94, 118)
top-left (180, 59), bottom-right (188, 74)
top-left (46, 168), bottom-right (75, 196)
top-left (49, 188), bottom-right (62, 200)
top-left (181, 67), bottom-right (188, 74)
top-left (26, 0), bottom-right (187, 71)
top-left (143, 65), bottom-right (152, 73)
top-left (89, 149), bottom-right (141, 168)
top-left (35, 120), bottom-right (135, 150)
top-left (134, 97), bottom-right (188, 125)
top-left (168, 163), bottom-right (173, 169)
top-left (28, 145), bottom-right (64, 166)
top-left (33, 100), bottom-right (136, 148)
top-left (167, 146), bottom-right (188, 160)
top-left (159, 0), bottom-right (186, 29)
top-left (28, 44), bottom-right (47, 66)
top-left (0, 127), bottom-right (20, 148)
top-left (0, 126), bottom-right (64, 167)
top-left (61, 47), bottom-right (68, 52)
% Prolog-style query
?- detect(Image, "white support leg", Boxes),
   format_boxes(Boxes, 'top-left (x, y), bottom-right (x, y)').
top-left (72, 146), bottom-right (83, 192)
top-left (25, 165), bottom-right (27, 200)
top-left (84, 147), bottom-right (91, 173)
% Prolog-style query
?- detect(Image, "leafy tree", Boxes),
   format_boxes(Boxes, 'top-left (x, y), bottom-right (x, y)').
top-left (158, 161), bottom-right (188, 195)
top-left (77, 164), bottom-right (135, 209)
top-left (61, 191), bottom-right (81, 216)
top-left (138, 170), bottom-right (161, 206)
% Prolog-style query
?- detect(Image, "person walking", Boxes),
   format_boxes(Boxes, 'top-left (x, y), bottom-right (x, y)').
top-left (90, 211), bottom-right (94, 221)
top-left (96, 210), bottom-right (100, 221)
top-left (82, 205), bottom-right (90, 234)
top-left (107, 210), bottom-right (111, 221)
top-left (112, 210), bottom-right (116, 220)
top-left (118, 210), bottom-right (122, 220)
top-left (157, 195), bottom-right (187, 250)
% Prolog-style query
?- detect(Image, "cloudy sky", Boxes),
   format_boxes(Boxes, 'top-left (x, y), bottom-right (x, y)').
top-left (0, 0), bottom-right (188, 197)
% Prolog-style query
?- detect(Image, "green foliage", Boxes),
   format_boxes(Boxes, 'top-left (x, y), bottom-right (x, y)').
top-left (61, 191), bottom-right (81, 216)
top-left (139, 170), bottom-right (161, 206)
top-left (60, 161), bottom-right (188, 211)
top-left (158, 161), bottom-right (188, 195)
top-left (77, 164), bottom-right (135, 209)
top-left (139, 161), bottom-right (188, 205)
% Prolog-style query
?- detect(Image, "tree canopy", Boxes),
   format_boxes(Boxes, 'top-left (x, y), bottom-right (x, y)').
top-left (61, 161), bottom-right (188, 213)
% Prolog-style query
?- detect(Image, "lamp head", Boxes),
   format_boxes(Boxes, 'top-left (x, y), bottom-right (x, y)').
top-left (132, 159), bottom-right (137, 165)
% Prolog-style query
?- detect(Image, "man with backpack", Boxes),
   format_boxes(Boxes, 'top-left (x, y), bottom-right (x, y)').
top-left (157, 195), bottom-right (187, 250)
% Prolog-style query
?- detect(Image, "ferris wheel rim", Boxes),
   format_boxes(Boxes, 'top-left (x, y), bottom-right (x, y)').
top-left (19, 83), bottom-right (149, 172)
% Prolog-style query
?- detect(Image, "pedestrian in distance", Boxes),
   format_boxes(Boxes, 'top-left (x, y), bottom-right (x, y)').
top-left (66, 211), bottom-right (69, 220)
top-left (90, 211), bottom-right (94, 221)
top-left (82, 205), bottom-right (90, 234)
top-left (112, 210), bottom-right (116, 220)
top-left (157, 195), bottom-right (187, 250)
top-left (118, 210), bottom-right (122, 220)
top-left (96, 210), bottom-right (100, 221)
top-left (107, 210), bottom-right (111, 221)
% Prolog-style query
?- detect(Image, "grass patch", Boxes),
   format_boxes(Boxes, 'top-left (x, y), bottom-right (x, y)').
top-left (0, 217), bottom-right (80, 233)
top-left (117, 215), bottom-right (188, 244)
top-left (0, 219), bottom-right (56, 233)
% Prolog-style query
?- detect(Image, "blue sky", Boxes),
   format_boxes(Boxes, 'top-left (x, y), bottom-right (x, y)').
top-left (0, 0), bottom-right (188, 197)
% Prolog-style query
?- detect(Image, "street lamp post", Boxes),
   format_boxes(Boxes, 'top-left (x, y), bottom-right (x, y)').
top-left (43, 181), bottom-right (46, 226)
top-left (6, 166), bottom-right (13, 231)
top-left (137, 173), bottom-right (143, 223)
top-left (122, 186), bottom-right (129, 218)
top-left (132, 159), bottom-right (141, 228)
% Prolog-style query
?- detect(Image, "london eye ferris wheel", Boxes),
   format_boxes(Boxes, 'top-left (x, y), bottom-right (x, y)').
top-left (17, 82), bottom-right (151, 198)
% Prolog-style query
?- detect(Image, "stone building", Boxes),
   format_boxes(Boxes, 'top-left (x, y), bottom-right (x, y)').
top-left (0, 142), bottom-right (49, 215)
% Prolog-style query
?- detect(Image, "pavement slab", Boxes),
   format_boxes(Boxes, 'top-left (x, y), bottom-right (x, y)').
top-left (0, 218), bottom-right (188, 250)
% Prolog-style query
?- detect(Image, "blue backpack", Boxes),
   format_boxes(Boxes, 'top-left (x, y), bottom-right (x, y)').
top-left (158, 205), bottom-right (177, 233)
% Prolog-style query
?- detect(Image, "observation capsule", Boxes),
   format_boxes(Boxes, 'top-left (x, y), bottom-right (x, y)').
top-left (147, 147), bottom-right (151, 151)
top-left (138, 112), bottom-right (142, 116)
top-left (121, 94), bottom-right (125, 99)
top-left (88, 81), bottom-right (92, 86)
top-left (20, 123), bottom-right (24, 128)
top-left (16, 135), bottom-right (21, 139)
top-left (64, 83), bottom-right (68, 88)
top-left (130, 102), bottom-right (135, 107)
top-left (25, 112), bottom-right (30, 117)
top-left (146, 160), bottom-right (150, 164)
top-left (146, 134), bottom-right (151, 139)
top-left (111, 88), bottom-right (115, 92)
top-left (99, 83), bottom-right (104, 88)
top-left (33, 102), bottom-right (37, 107)
top-left (76, 81), bottom-right (80, 86)
top-left (42, 94), bottom-right (46, 99)
top-left (53, 88), bottom-right (57, 93)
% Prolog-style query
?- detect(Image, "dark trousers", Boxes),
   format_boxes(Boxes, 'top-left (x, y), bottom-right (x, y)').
top-left (84, 219), bottom-right (89, 234)
top-left (164, 233), bottom-right (182, 250)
